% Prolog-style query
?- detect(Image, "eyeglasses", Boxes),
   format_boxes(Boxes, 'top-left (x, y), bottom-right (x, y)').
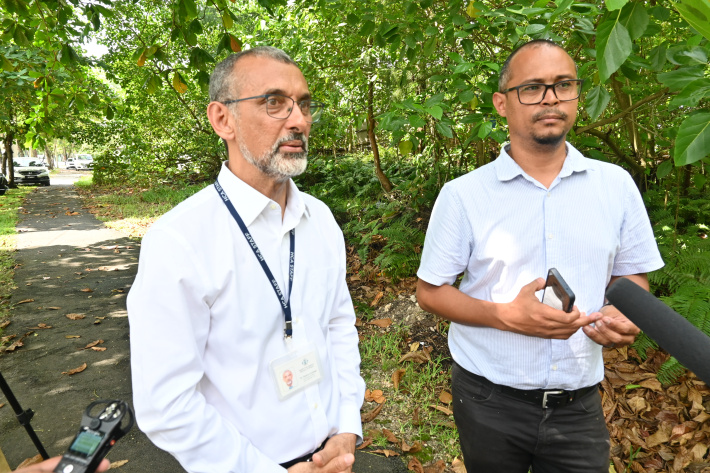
top-left (221, 94), bottom-right (324, 123)
top-left (502, 79), bottom-right (584, 105)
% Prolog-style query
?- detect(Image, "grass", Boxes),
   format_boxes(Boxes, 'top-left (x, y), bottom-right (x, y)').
top-left (0, 186), bottom-right (36, 325)
top-left (74, 174), bottom-right (209, 239)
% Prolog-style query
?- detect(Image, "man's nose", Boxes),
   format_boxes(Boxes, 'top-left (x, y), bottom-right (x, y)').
top-left (285, 104), bottom-right (309, 131)
top-left (541, 85), bottom-right (560, 105)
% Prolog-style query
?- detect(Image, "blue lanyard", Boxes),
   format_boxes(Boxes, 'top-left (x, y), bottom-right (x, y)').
top-left (214, 179), bottom-right (295, 338)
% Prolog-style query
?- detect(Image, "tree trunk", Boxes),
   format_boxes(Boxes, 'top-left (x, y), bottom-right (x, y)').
top-left (367, 80), bottom-right (393, 193)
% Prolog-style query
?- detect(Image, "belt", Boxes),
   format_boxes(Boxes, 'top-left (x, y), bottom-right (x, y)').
top-left (467, 370), bottom-right (599, 409)
top-left (279, 439), bottom-right (327, 469)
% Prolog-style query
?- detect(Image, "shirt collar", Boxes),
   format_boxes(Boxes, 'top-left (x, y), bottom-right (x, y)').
top-left (495, 142), bottom-right (592, 182)
top-left (216, 162), bottom-right (311, 228)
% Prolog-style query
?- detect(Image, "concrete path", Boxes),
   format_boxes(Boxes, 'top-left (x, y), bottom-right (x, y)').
top-left (0, 176), bottom-right (406, 473)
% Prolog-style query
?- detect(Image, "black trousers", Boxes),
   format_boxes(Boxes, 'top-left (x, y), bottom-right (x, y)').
top-left (451, 362), bottom-right (610, 473)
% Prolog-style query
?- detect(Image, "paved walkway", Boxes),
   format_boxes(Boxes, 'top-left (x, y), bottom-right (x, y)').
top-left (0, 178), bottom-right (406, 472)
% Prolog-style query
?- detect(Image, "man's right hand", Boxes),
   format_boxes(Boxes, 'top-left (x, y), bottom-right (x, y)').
top-left (287, 453), bottom-right (354, 473)
top-left (498, 278), bottom-right (593, 339)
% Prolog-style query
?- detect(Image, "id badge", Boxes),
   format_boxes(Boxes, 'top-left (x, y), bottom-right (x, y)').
top-left (270, 343), bottom-right (323, 400)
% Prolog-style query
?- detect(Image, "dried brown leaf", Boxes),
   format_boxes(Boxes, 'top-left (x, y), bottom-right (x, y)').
top-left (31, 323), bottom-right (52, 329)
top-left (392, 368), bottom-right (406, 390)
top-left (0, 319), bottom-right (10, 329)
top-left (429, 404), bottom-right (453, 416)
top-left (361, 403), bottom-right (384, 423)
top-left (108, 459), bottom-right (129, 469)
top-left (382, 428), bottom-right (399, 443)
top-left (66, 313), bottom-right (86, 320)
top-left (83, 340), bottom-right (104, 349)
top-left (65, 335), bottom-right (81, 339)
top-left (402, 440), bottom-right (422, 453)
top-left (451, 458), bottom-right (467, 473)
top-left (370, 291), bottom-right (384, 307)
top-left (46, 306), bottom-right (61, 310)
top-left (439, 390), bottom-right (453, 404)
top-left (15, 299), bottom-right (34, 305)
top-left (91, 347), bottom-right (107, 352)
top-left (80, 288), bottom-right (93, 293)
top-left (16, 455), bottom-right (43, 468)
top-left (372, 449), bottom-right (399, 458)
top-left (356, 438), bottom-right (373, 450)
top-left (423, 460), bottom-right (446, 473)
top-left (399, 351), bottom-right (430, 364)
top-left (407, 457), bottom-right (425, 473)
top-left (368, 318), bottom-right (392, 328)
top-left (62, 363), bottom-right (87, 376)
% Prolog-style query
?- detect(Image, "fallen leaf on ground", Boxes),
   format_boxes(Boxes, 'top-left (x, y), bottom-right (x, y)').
top-left (0, 402), bottom-right (5, 409)
top-left (408, 457), bottom-right (425, 473)
top-left (65, 335), bottom-right (81, 339)
top-left (401, 440), bottom-right (422, 453)
top-left (31, 323), bottom-right (52, 329)
top-left (16, 455), bottom-right (43, 468)
top-left (91, 347), bottom-right (107, 351)
top-left (368, 318), bottom-right (392, 328)
top-left (372, 449), bottom-right (399, 457)
top-left (15, 299), bottom-right (34, 305)
top-left (423, 459), bottom-right (446, 473)
top-left (80, 288), bottom-right (93, 293)
top-left (439, 390), bottom-right (453, 404)
top-left (370, 291), bottom-right (384, 307)
top-left (109, 460), bottom-right (129, 469)
top-left (0, 319), bottom-right (10, 329)
top-left (356, 438), bottom-right (373, 450)
top-left (451, 458), bottom-right (466, 473)
top-left (46, 306), bottom-right (61, 310)
top-left (399, 351), bottom-right (431, 364)
top-left (65, 211), bottom-right (80, 216)
top-left (361, 403), bottom-right (384, 423)
top-left (430, 405), bottom-right (453, 416)
top-left (66, 313), bottom-right (86, 320)
top-left (83, 340), bottom-right (104, 349)
top-left (392, 368), bottom-right (406, 390)
top-left (62, 363), bottom-right (87, 375)
top-left (382, 428), bottom-right (399, 443)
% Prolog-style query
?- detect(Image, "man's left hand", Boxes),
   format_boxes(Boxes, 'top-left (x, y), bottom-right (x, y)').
top-left (582, 304), bottom-right (640, 348)
top-left (310, 433), bottom-right (357, 473)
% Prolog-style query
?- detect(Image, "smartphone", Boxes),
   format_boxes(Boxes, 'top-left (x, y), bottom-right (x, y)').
top-left (541, 268), bottom-right (575, 312)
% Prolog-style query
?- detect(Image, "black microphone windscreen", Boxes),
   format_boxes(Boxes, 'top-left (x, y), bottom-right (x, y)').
top-left (606, 277), bottom-right (710, 385)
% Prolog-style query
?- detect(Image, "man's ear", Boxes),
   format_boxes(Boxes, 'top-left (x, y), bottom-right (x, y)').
top-left (492, 92), bottom-right (508, 118)
top-left (207, 102), bottom-right (237, 141)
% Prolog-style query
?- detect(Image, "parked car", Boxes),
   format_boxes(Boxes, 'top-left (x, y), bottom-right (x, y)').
top-left (13, 158), bottom-right (50, 186)
top-left (67, 154), bottom-right (93, 170)
top-left (0, 170), bottom-right (8, 195)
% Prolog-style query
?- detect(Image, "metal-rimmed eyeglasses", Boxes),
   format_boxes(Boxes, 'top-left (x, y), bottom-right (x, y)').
top-left (221, 93), bottom-right (324, 123)
top-left (502, 79), bottom-right (584, 105)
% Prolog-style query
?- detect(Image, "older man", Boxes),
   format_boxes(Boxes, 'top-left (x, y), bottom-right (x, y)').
top-left (416, 40), bottom-right (663, 472)
top-left (128, 46), bottom-right (365, 473)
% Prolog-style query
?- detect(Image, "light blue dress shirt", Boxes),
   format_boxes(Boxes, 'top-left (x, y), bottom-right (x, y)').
top-left (417, 143), bottom-right (664, 390)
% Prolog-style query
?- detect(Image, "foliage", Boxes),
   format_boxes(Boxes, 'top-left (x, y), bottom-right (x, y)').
top-left (0, 186), bottom-right (33, 323)
top-left (639, 175), bottom-right (710, 384)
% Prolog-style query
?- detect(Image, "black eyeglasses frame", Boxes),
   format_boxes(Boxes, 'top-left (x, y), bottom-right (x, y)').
top-left (221, 93), bottom-right (325, 123)
top-left (502, 79), bottom-right (585, 105)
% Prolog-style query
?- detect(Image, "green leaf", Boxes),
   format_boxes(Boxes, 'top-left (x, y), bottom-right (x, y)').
top-left (398, 140), bottom-right (413, 155)
top-left (91, 12), bottom-right (100, 31)
top-left (606, 0), bottom-right (628, 11)
top-left (189, 19), bottom-right (203, 35)
top-left (1, 55), bottom-right (14, 72)
top-left (424, 93), bottom-right (445, 107)
top-left (427, 106), bottom-right (443, 120)
top-left (669, 78), bottom-right (710, 109)
top-left (408, 115), bottom-right (426, 129)
top-left (423, 37), bottom-right (437, 57)
top-left (648, 43), bottom-right (667, 71)
top-left (585, 86), bottom-right (611, 121)
top-left (183, 0), bottom-right (198, 19)
top-left (477, 120), bottom-right (493, 139)
top-left (657, 65), bottom-right (705, 92)
top-left (657, 159), bottom-right (673, 179)
top-left (671, 0), bottom-right (710, 42)
top-left (146, 74), bottom-right (161, 94)
top-left (674, 112), bottom-right (710, 166)
top-left (525, 24), bottom-right (546, 35)
top-left (359, 20), bottom-right (376, 37)
top-left (458, 90), bottom-right (475, 103)
top-left (618, 2), bottom-right (649, 40)
top-left (435, 122), bottom-right (453, 138)
top-left (596, 13), bottom-right (632, 81)
top-left (222, 11), bottom-right (233, 29)
top-left (106, 105), bottom-right (114, 120)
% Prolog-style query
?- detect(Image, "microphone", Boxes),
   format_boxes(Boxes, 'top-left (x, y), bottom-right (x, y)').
top-left (605, 277), bottom-right (710, 385)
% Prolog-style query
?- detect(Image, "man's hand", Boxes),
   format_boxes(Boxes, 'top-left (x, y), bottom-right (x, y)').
top-left (499, 278), bottom-right (594, 339)
top-left (583, 304), bottom-right (640, 348)
top-left (13, 457), bottom-right (109, 473)
top-left (288, 433), bottom-right (357, 473)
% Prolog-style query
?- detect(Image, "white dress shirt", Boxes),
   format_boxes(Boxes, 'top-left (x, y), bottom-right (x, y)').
top-left (128, 163), bottom-right (365, 473)
top-left (417, 143), bottom-right (664, 390)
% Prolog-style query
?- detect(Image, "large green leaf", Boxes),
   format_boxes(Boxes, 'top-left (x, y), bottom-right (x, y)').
top-left (596, 13), bottom-right (632, 82)
top-left (672, 0), bottom-right (710, 41)
top-left (668, 78), bottom-right (710, 109)
top-left (585, 86), bottom-right (611, 121)
top-left (606, 0), bottom-right (628, 11)
top-left (674, 112), bottom-right (710, 166)
top-left (618, 2), bottom-right (649, 40)
top-left (657, 65), bottom-right (705, 92)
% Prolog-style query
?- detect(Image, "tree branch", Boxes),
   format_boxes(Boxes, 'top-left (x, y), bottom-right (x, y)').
top-left (575, 88), bottom-right (669, 135)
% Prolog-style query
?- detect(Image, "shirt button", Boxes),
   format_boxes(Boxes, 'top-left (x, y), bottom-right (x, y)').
top-left (313, 403), bottom-right (318, 409)
top-left (552, 365), bottom-right (558, 371)
top-left (547, 234), bottom-right (553, 240)
top-left (270, 204), bottom-right (277, 210)
top-left (294, 317), bottom-right (301, 324)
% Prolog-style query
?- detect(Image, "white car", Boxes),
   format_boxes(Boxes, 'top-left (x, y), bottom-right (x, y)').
top-left (13, 158), bottom-right (50, 186)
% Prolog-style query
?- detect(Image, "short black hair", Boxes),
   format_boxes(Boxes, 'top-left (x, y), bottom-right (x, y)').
top-left (498, 39), bottom-right (572, 92)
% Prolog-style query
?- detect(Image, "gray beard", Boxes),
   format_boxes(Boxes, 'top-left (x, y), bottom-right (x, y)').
top-left (240, 133), bottom-right (308, 182)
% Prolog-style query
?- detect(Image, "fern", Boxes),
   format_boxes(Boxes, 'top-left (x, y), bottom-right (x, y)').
top-left (656, 357), bottom-right (688, 386)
